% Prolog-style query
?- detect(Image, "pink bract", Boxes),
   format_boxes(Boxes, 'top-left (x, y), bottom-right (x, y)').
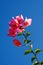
top-left (13, 39), bottom-right (22, 46)
top-left (24, 18), bottom-right (32, 27)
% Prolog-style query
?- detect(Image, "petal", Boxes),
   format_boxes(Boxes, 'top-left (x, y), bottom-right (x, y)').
top-left (21, 14), bottom-right (24, 20)
top-left (8, 28), bottom-right (17, 37)
top-left (9, 18), bottom-right (19, 30)
top-left (16, 14), bottom-right (24, 20)
top-left (16, 15), bottom-right (24, 24)
top-left (24, 18), bottom-right (32, 27)
top-left (9, 18), bottom-right (18, 26)
top-left (13, 39), bottom-right (22, 46)
top-left (12, 17), bottom-right (18, 24)
top-left (14, 19), bottom-right (18, 24)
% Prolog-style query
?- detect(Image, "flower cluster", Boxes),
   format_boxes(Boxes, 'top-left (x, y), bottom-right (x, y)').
top-left (8, 14), bottom-right (32, 46)
top-left (8, 14), bottom-right (32, 37)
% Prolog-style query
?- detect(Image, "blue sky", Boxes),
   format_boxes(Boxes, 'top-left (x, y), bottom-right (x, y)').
top-left (0, 0), bottom-right (43, 65)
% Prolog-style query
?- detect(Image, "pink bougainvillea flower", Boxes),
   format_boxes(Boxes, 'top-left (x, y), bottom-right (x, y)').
top-left (8, 27), bottom-right (17, 37)
top-left (8, 15), bottom-right (24, 37)
top-left (13, 39), bottom-right (22, 46)
top-left (24, 18), bottom-right (32, 27)
top-left (16, 14), bottom-right (24, 24)
top-left (9, 17), bottom-right (18, 29)
top-left (8, 15), bottom-right (32, 37)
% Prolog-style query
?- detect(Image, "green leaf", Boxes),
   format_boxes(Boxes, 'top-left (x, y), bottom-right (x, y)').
top-left (17, 32), bottom-right (23, 36)
top-left (24, 39), bottom-right (27, 43)
top-left (40, 61), bottom-right (43, 65)
top-left (25, 32), bottom-right (31, 37)
top-left (31, 56), bottom-right (36, 62)
top-left (32, 61), bottom-right (39, 65)
top-left (27, 40), bottom-right (31, 43)
top-left (24, 49), bottom-right (32, 55)
top-left (35, 49), bottom-right (42, 54)
top-left (24, 39), bottom-right (31, 44)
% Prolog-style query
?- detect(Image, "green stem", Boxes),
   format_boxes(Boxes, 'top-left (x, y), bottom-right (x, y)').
top-left (23, 33), bottom-right (40, 64)
top-left (22, 33), bottom-right (27, 40)
top-left (31, 50), bottom-right (39, 63)
top-left (22, 32), bottom-right (40, 64)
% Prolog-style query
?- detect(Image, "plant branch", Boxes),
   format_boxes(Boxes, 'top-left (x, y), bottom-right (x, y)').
top-left (31, 50), bottom-right (39, 63)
